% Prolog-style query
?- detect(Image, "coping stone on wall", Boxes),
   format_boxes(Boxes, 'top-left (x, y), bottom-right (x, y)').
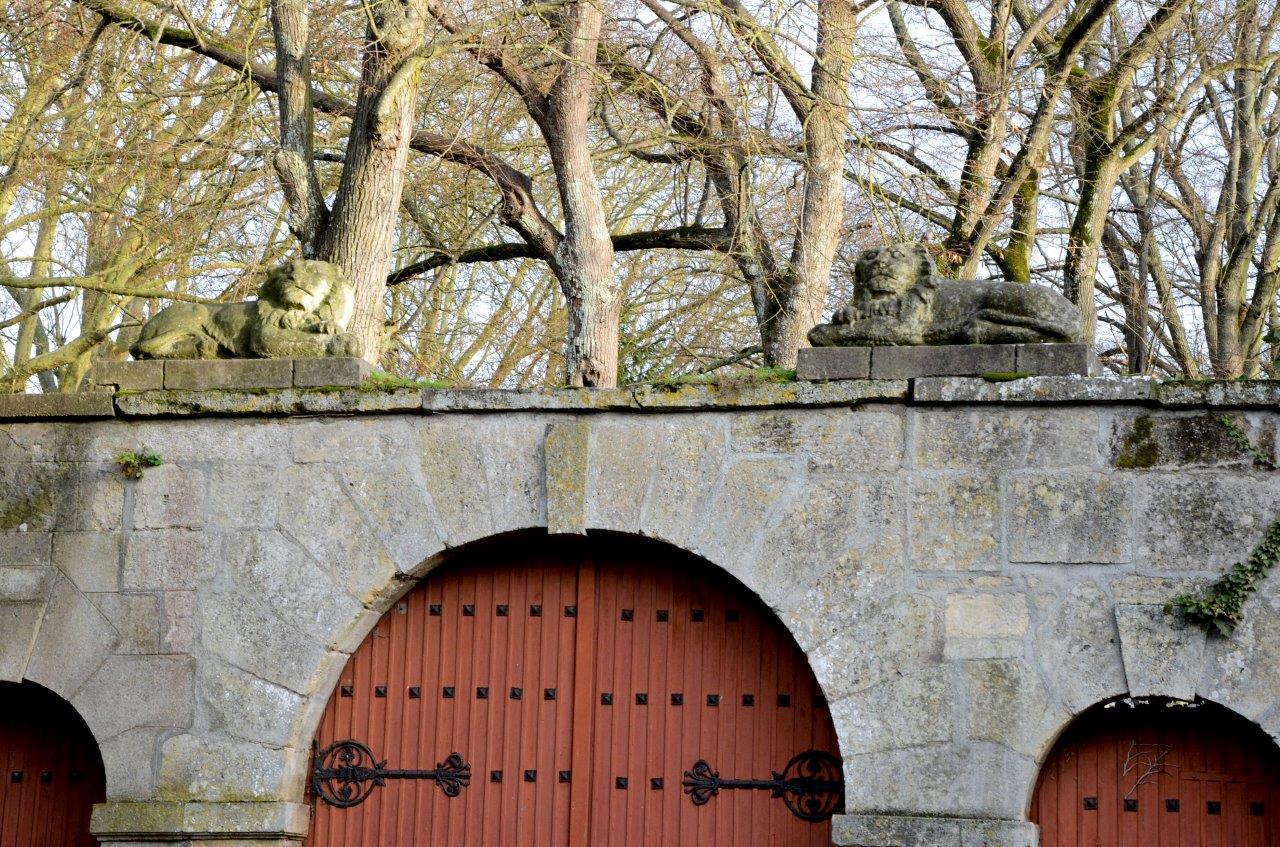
top-left (0, 392), bottom-right (114, 420)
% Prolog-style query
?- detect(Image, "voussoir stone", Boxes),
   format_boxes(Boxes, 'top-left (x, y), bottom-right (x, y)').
top-left (1114, 603), bottom-right (1206, 700)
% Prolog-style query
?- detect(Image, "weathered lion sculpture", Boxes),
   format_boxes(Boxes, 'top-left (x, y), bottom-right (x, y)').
top-left (131, 260), bottom-right (362, 360)
top-left (807, 243), bottom-right (1081, 347)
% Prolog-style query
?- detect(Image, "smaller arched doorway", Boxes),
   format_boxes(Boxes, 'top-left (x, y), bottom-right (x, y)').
top-left (0, 680), bottom-right (106, 846)
top-left (1032, 698), bottom-right (1280, 846)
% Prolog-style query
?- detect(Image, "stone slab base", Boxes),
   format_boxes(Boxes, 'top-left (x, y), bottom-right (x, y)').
top-left (798, 343), bottom-right (1099, 380)
top-left (91, 801), bottom-right (307, 843)
top-left (92, 358), bottom-right (373, 392)
top-left (833, 814), bottom-right (1037, 847)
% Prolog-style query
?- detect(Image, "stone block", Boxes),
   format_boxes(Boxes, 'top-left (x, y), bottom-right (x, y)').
top-left (98, 727), bottom-right (162, 800)
top-left (92, 360), bottom-right (164, 391)
top-left (25, 576), bottom-right (118, 699)
top-left (1033, 581), bottom-right (1126, 713)
top-left (163, 359), bottom-right (293, 391)
top-left (964, 659), bottom-right (1061, 757)
top-left (909, 473), bottom-right (1000, 571)
top-left (731, 408), bottom-right (906, 473)
top-left (914, 375), bottom-right (1155, 404)
top-left (833, 815), bottom-right (1036, 847)
top-left (0, 392), bottom-right (114, 420)
top-left (122, 530), bottom-right (219, 590)
top-left (585, 419), bottom-right (655, 532)
top-left (201, 586), bottom-right (328, 694)
top-left (1115, 603), bottom-right (1205, 700)
top-left (131, 465), bottom-right (207, 530)
top-left (416, 420), bottom-right (494, 547)
top-left (157, 734), bottom-right (301, 802)
top-left (1157, 380), bottom-right (1280, 408)
top-left (53, 532), bottom-right (119, 593)
top-left (91, 801), bottom-right (309, 840)
top-left (199, 660), bottom-right (302, 748)
top-left (73, 655), bottom-right (194, 739)
top-left (335, 461), bottom-right (445, 575)
top-left (1136, 474), bottom-right (1280, 572)
top-left (88, 593), bottom-right (162, 654)
top-left (0, 565), bottom-right (51, 600)
top-left (870, 345), bottom-right (1015, 379)
top-left (0, 601), bottom-right (42, 681)
top-left (944, 593), bottom-right (1029, 659)
top-left (1200, 604), bottom-right (1280, 722)
top-left (1109, 411), bottom-right (1270, 469)
top-left (274, 468), bottom-right (397, 605)
top-left (291, 356), bottom-right (373, 388)
top-left (842, 742), bottom-right (1034, 819)
top-left (691, 457), bottom-right (796, 568)
top-left (1014, 342), bottom-right (1100, 375)
top-left (834, 814), bottom-right (961, 846)
top-left (545, 420), bottom-right (590, 535)
top-left (479, 418), bottom-right (546, 535)
top-left (1006, 472), bottom-right (1131, 564)
top-left (914, 408), bottom-right (1100, 470)
top-left (797, 347), bottom-right (871, 380)
top-left (831, 668), bottom-right (954, 754)
top-left (800, 594), bottom-right (940, 701)
top-left (1, 531), bottom-right (51, 567)
top-left (639, 420), bottom-right (726, 547)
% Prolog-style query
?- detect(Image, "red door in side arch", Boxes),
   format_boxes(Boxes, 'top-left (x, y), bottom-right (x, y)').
top-left (1032, 699), bottom-right (1280, 847)
top-left (305, 535), bottom-right (843, 846)
top-left (0, 680), bottom-right (106, 847)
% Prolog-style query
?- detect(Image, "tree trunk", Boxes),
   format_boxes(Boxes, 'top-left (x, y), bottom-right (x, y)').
top-left (780, 0), bottom-right (856, 368)
top-left (543, 1), bottom-right (617, 387)
top-left (316, 2), bottom-right (427, 362)
top-left (1064, 148), bottom-right (1119, 346)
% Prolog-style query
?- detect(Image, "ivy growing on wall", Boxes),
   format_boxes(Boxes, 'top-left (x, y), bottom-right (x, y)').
top-left (1167, 416), bottom-right (1280, 636)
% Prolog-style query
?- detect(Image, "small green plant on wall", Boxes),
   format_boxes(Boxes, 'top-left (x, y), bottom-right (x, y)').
top-left (1168, 416), bottom-right (1280, 635)
top-left (115, 447), bottom-right (163, 480)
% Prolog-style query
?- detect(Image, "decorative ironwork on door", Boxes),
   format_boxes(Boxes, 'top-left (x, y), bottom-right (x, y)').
top-left (313, 740), bottom-right (471, 808)
top-left (682, 750), bottom-right (844, 822)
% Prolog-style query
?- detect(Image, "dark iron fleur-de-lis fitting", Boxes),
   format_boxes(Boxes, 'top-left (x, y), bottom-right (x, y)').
top-left (681, 750), bottom-right (844, 822)
top-left (313, 740), bottom-right (471, 808)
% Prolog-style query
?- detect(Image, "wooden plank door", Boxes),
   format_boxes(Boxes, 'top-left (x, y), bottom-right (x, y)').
top-left (1032, 700), bottom-right (1280, 847)
top-left (307, 536), bottom-right (841, 847)
top-left (0, 681), bottom-right (105, 847)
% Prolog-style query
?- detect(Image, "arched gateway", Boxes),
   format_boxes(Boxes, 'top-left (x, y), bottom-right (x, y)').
top-left (0, 680), bottom-right (105, 847)
top-left (305, 534), bottom-right (842, 845)
top-left (1032, 698), bottom-right (1280, 846)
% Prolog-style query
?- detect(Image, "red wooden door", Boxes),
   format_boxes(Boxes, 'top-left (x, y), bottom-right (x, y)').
top-left (306, 536), bottom-right (842, 846)
top-left (1032, 700), bottom-right (1280, 847)
top-left (0, 681), bottom-right (105, 847)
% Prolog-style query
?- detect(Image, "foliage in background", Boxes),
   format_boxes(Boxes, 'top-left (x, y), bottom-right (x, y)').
top-left (5, 0), bottom-right (1280, 389)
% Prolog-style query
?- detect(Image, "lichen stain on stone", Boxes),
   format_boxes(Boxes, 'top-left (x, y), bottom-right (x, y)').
top-left (1115, 414), bottom-right (1159, 469)
top-left (0, 469), bottom-right (54, 531)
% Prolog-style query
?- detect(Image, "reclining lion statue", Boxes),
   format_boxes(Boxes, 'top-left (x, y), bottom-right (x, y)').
top-left (808, 243), bottom-right (1081, 347)
top-left (131, 260), bottom-right (362, 360)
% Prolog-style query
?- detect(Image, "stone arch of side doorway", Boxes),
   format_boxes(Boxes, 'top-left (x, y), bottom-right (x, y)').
top-left (293, 532), bottom-right (844, 847)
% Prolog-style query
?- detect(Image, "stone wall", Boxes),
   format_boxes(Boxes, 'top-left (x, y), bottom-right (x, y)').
top-left (2, 376), bottom-right (1279, 846)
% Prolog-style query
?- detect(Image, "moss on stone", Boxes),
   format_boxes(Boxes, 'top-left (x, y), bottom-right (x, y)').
top-left (980, 371), bottom-right (1033, 382)
top-left (1115, 414), bottom-right (1159, 469)
top-left (0, 485), bottom-right (52, 531)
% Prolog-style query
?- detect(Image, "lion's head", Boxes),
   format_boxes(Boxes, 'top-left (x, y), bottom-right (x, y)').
top-left (257, 260), bottom-right (354, 331)
top-left (854, 243), bottom-right (936, 300)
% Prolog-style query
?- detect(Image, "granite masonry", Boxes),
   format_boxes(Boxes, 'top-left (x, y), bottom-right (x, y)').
top-left (2, 376), bottom-right (1280, 845)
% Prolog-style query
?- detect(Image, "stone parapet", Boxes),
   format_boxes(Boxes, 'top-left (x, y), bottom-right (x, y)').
top-left (798, 343), bottom-right (1099, 380)
top-left (4, 374), bottom-right (1280, 422)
